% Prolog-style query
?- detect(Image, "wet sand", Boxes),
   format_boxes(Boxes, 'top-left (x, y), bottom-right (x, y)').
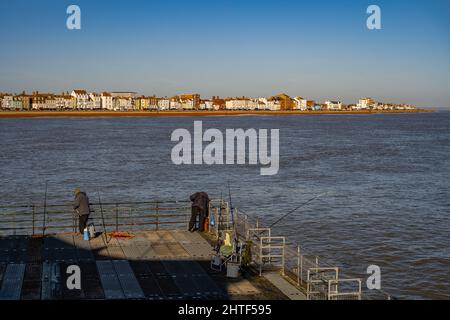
top-left (0, 109), bottom-right (433, 118)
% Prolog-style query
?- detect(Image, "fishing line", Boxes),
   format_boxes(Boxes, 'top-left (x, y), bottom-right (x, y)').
top-left (97, 191), bottom-right (110, 244)
top-left (41, 181), bottom-right (49, 237)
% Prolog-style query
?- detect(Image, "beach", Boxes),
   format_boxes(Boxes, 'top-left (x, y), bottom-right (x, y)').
top-left (0, 109), bottom-right (433, 118)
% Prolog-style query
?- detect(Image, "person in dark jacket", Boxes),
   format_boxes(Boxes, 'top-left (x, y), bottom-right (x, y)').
top-left (73, 187), bottom-right (91, 234)
top-left (189, 192), bottom-right (210, 232)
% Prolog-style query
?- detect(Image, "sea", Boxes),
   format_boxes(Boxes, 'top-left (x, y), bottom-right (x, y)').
top-left (0, 111), bottom-right (449, 299)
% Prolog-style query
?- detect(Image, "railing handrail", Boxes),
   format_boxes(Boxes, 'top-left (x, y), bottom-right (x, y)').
top-left (0, 199), bottom-right (192, 210)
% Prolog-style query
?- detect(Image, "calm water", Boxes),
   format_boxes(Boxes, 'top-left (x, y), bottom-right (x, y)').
top-left (1, 112), bottom-right (449, 299)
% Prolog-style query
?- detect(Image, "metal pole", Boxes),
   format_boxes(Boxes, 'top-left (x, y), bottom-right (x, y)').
top-left (300, 248), bottom-right (303, 285)
top-left (155, 201), bottom-right (159, 231)
top-left (297, 245), bottom-right (300, 286)
top-left (358, 280), bottom-right (362, 300)
top-left (32, 205), bottom-right (35, 236)
top-left (129, 208), bottom-right (133, 231)
top-left (115, 203), bottom-right (119, 232)
top-left (98, 191), bottom-right (109, 243)
top-left (42, 181), bottom-right (49, 237)
top-left (259, 239), bottom-right (262, 276)
top-left (13, 210), bottom-right (16, 236)
top-left (306, 270), bottom-right (310, 300)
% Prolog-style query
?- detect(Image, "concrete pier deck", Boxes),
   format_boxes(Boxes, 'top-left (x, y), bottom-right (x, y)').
top-left (0, 230), bottom-right (290, 300)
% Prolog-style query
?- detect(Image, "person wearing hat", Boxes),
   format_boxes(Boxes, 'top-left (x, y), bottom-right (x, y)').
top-left (73, 187), bottom-right (91, 235)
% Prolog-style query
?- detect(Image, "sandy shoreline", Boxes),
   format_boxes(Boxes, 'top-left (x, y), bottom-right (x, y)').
top-left (0, 109), bottom-right (433, 118)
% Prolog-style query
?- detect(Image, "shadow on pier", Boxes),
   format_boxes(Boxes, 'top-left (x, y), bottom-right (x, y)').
top-left (0, 230), bottom-right (287, 300)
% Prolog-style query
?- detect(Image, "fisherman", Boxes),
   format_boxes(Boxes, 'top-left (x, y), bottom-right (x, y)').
top-left (189, 192), bottom-right (210, 232)
top-left (73, 187), bottom-right (91, 234)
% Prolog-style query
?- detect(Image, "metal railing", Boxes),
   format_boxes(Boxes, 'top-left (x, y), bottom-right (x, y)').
top-left (224, 207), bottom-right (391, 300)
top-left (0, 199), bottom-right (392, 300)
top-left (0, 200), bottom-right (192, 236)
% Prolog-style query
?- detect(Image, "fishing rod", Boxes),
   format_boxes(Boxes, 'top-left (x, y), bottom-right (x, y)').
top-left (236, 192), bottom-right (331, 237)
top-left (227, 182), bottom-right (240, 251)
top-left (217, 191), bottom-right (223, 238)
top-left (97, 191), bottom-right (109, 244)
top-left (41, 181), bottom-right (49, 237)
top-left (227, 181), bottom-right (236, 228)
top-left (266, 192), bottom-right (330, 230)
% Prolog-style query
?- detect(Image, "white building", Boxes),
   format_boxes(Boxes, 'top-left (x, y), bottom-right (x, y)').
top-left (170, 95), bottom-right (200, 110)
top-left (293, 97), bottom-right (315, 111)
top-left (114, 97), bottom-right (133, 111)
top-left (44, 96), bottom-right (58, 110)
top-left (54, 95), bottom-right (74, 110)
top-left (357, 98), bottom-right (376, 110)
top-left (204, 100), bottom-right (214, 110)
top-left (325, 100), bottom-right (342, 110)
top-left (148, 96), bottom-right (158, 110)
top-left (1, 95), bottom-right (13, 109)
top-left (170, 97), bottom-right (184, 110)
top-left (89, 93), bottom-right (102, 110)
top-left (225, 98), bottom-right (258, 110)
top-left (199, 100), bottom-right (213, 110)
top-left (101, 92), bottom-right (114, 110)
top-left (158, 98), bottom-right (170, 110)
top-left (71, 90), bottom-right (91, 110)
top-left (265, 98), bottom-right (281, 111)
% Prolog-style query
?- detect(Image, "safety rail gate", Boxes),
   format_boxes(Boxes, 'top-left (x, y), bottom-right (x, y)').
top-left (207, 202), bottom-right (383, 300)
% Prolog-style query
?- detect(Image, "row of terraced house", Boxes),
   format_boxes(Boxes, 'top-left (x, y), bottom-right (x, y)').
top-left (0, 90), bottom-right (416, 111)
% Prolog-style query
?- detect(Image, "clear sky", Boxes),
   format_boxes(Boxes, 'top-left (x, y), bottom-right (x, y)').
top-left (0, 0), bottom-right (449, 107)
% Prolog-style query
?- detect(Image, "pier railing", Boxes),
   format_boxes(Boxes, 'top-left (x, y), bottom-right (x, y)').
top-left (0, 200), bottom-right (192, 236)
top-left (208, 203), bottom-right (392, 301)
top-left (0, 199), bottom-right (392, 300)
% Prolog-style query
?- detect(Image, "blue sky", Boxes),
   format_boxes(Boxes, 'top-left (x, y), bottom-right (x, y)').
top-left (0, 0), bottom-right (449, 107)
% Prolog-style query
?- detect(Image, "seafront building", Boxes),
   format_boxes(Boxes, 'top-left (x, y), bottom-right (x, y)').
top-left (89, 93), bottom-right (102, 110)
top-left (324, 100), bottom-right (343, 111)
top-left (0, 90), bottom-right (417, 112)
top-left (101, 92), bottom-right (114, 110)
top-left (71, 90), bottom-right (91, 110)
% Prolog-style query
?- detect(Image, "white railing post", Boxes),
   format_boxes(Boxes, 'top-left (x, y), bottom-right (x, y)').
top-left (297, 245), bottom-right (300, 286)
top-left (281, 238), bottom-right (285, 276)
top-left (306, 270), bottom-right (311, 300)
top-left (300, 248), bottom-right (303, 285)
top-left (259, 237), bottom-right (263, 276)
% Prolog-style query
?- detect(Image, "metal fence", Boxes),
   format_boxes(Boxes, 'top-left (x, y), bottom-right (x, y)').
top-left (216, 206), bottom-right (392, 301)
top-left (0, 200), bottom-right (192, 236)
top-left (0, 199), bottom-right (392, 300)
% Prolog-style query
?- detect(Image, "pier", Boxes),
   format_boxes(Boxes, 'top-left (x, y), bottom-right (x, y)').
top-left (0, 200), bottom-right (389, 300)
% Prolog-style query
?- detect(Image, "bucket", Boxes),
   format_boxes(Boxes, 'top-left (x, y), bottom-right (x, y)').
top-left (83, 228), bottom-right (89, 241)
top-left (226, 262), bottom-right (239, 278)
